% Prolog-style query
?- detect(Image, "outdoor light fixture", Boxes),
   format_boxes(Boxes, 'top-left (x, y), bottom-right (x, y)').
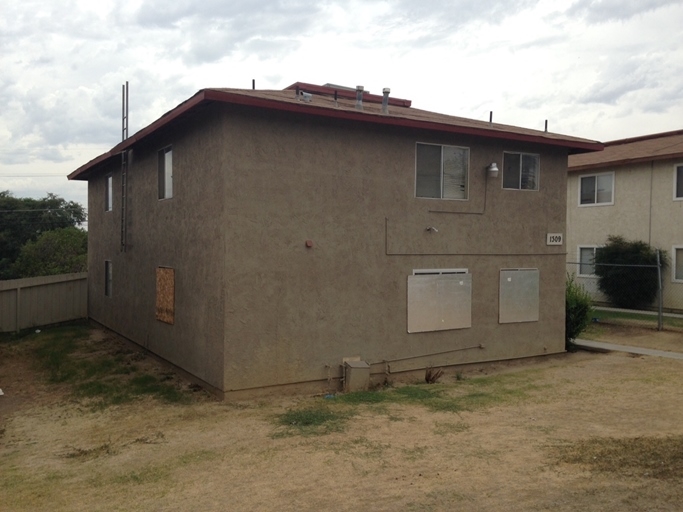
top-left (487, 162), bottom-right (499, 178)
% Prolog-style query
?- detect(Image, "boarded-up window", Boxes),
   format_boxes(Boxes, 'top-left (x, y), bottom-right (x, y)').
top-left (156, 267), bottom-right (175, 324)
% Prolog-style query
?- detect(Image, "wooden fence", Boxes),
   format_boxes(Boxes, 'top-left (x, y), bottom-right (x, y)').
top-left (0, 273), bottom-right (88, 333)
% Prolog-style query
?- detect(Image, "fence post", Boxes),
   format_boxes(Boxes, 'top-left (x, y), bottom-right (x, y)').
top-left (656, 250), bottom-right (663, 331)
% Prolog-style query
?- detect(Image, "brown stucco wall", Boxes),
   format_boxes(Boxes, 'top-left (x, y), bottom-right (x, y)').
top-left (87, 108), bottom-right (227, 390)
top-left (217, 106), bottom-right (568, 392)
top-left (86, 102), bottom-right (570, 394)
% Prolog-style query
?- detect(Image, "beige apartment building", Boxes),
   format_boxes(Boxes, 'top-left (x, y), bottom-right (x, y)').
top-left (567, 130), bottom-right (683, 310)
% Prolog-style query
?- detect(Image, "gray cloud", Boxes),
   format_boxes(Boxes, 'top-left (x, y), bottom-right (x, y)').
top-left (566, 0), bottom-right (680, 23)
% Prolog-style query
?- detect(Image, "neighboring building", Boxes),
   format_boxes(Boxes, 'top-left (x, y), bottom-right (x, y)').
top-left (69, 83), bottom-right (601, 397)
top-left (567, 129), bottom-right (683, 310)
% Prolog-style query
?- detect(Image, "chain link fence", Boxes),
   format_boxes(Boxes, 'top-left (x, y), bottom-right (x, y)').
top-left (566, 260), bottom-right (683, 333)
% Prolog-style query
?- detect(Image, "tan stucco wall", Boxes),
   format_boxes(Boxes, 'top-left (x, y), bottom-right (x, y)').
top-left (566, 160), bottom-right (683, 309)
top-left (87, 109), bottom-right (227, 390)
top-left (217, 106), bottom-right (568, 392)
top-left (86, 103), bottom-right (571, 394)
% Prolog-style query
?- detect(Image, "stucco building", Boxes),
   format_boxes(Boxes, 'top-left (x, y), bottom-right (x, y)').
top-left (69, 83), bottom-right (601, 397)
top-left (567, 129), bottom-right (683, 310)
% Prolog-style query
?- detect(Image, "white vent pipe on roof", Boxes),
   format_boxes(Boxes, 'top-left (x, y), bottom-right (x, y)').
top-left (355, 85), bottom-right (364, 110)
top-left (381, 88), bottom-right (390, 114)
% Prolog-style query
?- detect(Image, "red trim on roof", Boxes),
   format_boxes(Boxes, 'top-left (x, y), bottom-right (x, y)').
top-left (69, 87), bottom-right (603, 181)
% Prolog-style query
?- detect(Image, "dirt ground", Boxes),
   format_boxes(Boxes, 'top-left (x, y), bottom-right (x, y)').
top-left (2, 325), bottom-right (683, 512)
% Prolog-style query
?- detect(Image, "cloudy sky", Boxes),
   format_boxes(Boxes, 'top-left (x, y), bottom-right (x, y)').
top-left (1, 0), bottom-right (682, 214)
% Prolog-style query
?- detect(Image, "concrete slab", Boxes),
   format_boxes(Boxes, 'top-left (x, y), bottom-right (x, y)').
top-left (573, 339), bottom-right (683, 360)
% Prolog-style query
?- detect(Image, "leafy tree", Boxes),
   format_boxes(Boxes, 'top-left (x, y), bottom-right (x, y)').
top-left (11, 227), bottom-right (87, 278)
top-left (0, 191), bottom-right (86, 279)
top-left (594, 235), bottom-right (666, 310)
top-left (566, 273), bottom-right (593, 349)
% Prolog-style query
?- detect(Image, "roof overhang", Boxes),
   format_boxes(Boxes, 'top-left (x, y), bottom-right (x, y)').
top-left (69, 88), bottom-right (603, 181)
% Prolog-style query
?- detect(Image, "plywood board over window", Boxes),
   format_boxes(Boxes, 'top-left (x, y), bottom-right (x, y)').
top-left (156, 267), bottom-right (175, 324)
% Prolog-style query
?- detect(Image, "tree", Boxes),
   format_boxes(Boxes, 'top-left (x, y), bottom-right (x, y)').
top-left (0, 191), bottom-right (86, 279)
top-left (594, 235), bottom-right (666, 310)
top-left (11, 227), bottom-right (87, 278)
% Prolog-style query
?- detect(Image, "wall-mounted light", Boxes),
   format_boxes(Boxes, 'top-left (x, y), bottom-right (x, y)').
top-left (425, 226), bottom-right (438, 233)
top-left (487, 163), bottom-right (499, 179)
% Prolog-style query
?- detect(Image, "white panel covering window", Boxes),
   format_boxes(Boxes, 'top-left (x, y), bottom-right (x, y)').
top-left (416, 143), bottom-right (469, 200)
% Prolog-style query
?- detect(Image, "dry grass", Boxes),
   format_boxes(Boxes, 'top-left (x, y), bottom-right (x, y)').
top-left (553, 435), bottom-right (683, 480)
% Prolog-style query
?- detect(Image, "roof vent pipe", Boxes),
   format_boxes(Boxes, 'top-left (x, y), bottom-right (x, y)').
top-left (381, 88), bottom-right (390, 114)
top-left (355, 85), bottom-right (364, 111)
top-left (544, 119), bottom-right (548, 132)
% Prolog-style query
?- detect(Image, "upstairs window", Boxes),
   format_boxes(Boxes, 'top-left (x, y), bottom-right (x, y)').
top-left (503, 152), bottom-right (539, 190)
top-left (158, 146), bottom-right (173, 199)
top-left (580, 172), bottom-right (614, 205)
top-left (675, 164), bottom-right (683, 200)
top-left (415, 143), bottom-right (469, 200)
top-left (105, 174), bottom-right (113, 212)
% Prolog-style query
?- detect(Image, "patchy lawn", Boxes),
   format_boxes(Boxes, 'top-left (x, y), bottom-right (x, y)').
top-left (2, 324), bottom-right (683, 511)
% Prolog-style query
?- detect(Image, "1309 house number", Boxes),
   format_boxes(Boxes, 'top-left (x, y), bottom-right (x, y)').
top-left (546, 233), bottom-right (563, 245)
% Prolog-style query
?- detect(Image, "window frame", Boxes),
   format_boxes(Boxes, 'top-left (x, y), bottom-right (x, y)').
top-left (105, 173), bottom-right (113, 212)
top-left (673, 245), bottom-right (683, 283)
top-left (578, 246), bottom-right (599, 277)
top-left (579, 171), bottom-right (614, 207)
top-left (104, 260), bottom-right (112, 297)
top-left (158, 146), bottom-right (173, 200)
top-left (674, 164), bottom-right (683, 201)
top-left (414, 142), bottom-right (470, 201)
top-left (502, 151), bottom-right (540, 191)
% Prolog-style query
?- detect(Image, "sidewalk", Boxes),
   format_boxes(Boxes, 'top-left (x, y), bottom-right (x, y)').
top-left (573, 339), bottom-right (683, 360)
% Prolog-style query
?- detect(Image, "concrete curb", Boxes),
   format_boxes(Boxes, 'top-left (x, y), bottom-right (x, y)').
top-left (573, 339), bottom-right (683, 360)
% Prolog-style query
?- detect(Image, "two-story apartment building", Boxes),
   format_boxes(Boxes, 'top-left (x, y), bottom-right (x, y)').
top-left (69, 83), bottom-right (601, 397)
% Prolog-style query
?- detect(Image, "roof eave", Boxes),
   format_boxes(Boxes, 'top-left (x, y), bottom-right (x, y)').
top-left (70, 88), bottom-right (603, 180)
top-left (569, 151), bottom-right (683, 172)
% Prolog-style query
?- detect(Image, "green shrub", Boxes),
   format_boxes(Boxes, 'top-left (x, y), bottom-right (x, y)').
top-left (566, 273), bottom-right (593, 348)
top-left (594, 236), bottom-right (666, 310)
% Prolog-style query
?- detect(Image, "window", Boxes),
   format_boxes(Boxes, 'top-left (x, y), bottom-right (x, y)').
top-left (578, 246), bottom-right (598, 276)
top-left (503, 152), bottom-right (539, 190)
top-left (499, 268), bottom-right (539, 323)
top-left (675, 164), bottom-right (683, 200)
top-left (156, 267), bottom-right (175, 324)
top-left (407, 268), bottom-right (471, 332)
top-left (415, 143), bottom-right (469, 200)
top-left (673, 246), bottom-right (683, 283)
top-left (158, 146), bottom-right (173, 199)
top-left (104, 261), bottom-right (112, 297)
top-left (105, 174), bottom-right (113, 212)
top-left (580, 172), bottom-right (614, 205)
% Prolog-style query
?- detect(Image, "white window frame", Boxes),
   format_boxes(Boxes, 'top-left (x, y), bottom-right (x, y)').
top-left (674, 164), bottom-right (683, 201)
top-left (105, 173), bottom-right (113, 212)
top-left (579, 172), bottom-right (614, 206)
top-left (415, 142), bottom-right (470, 201)
top-left (158, 146), bottom-right (173, 200)
top-left (502, 152), bottom-right (540, 191)
top-left (673, 245), bottom-right (683, 283)
top-left (578, 246), bottom-right (599, 277)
